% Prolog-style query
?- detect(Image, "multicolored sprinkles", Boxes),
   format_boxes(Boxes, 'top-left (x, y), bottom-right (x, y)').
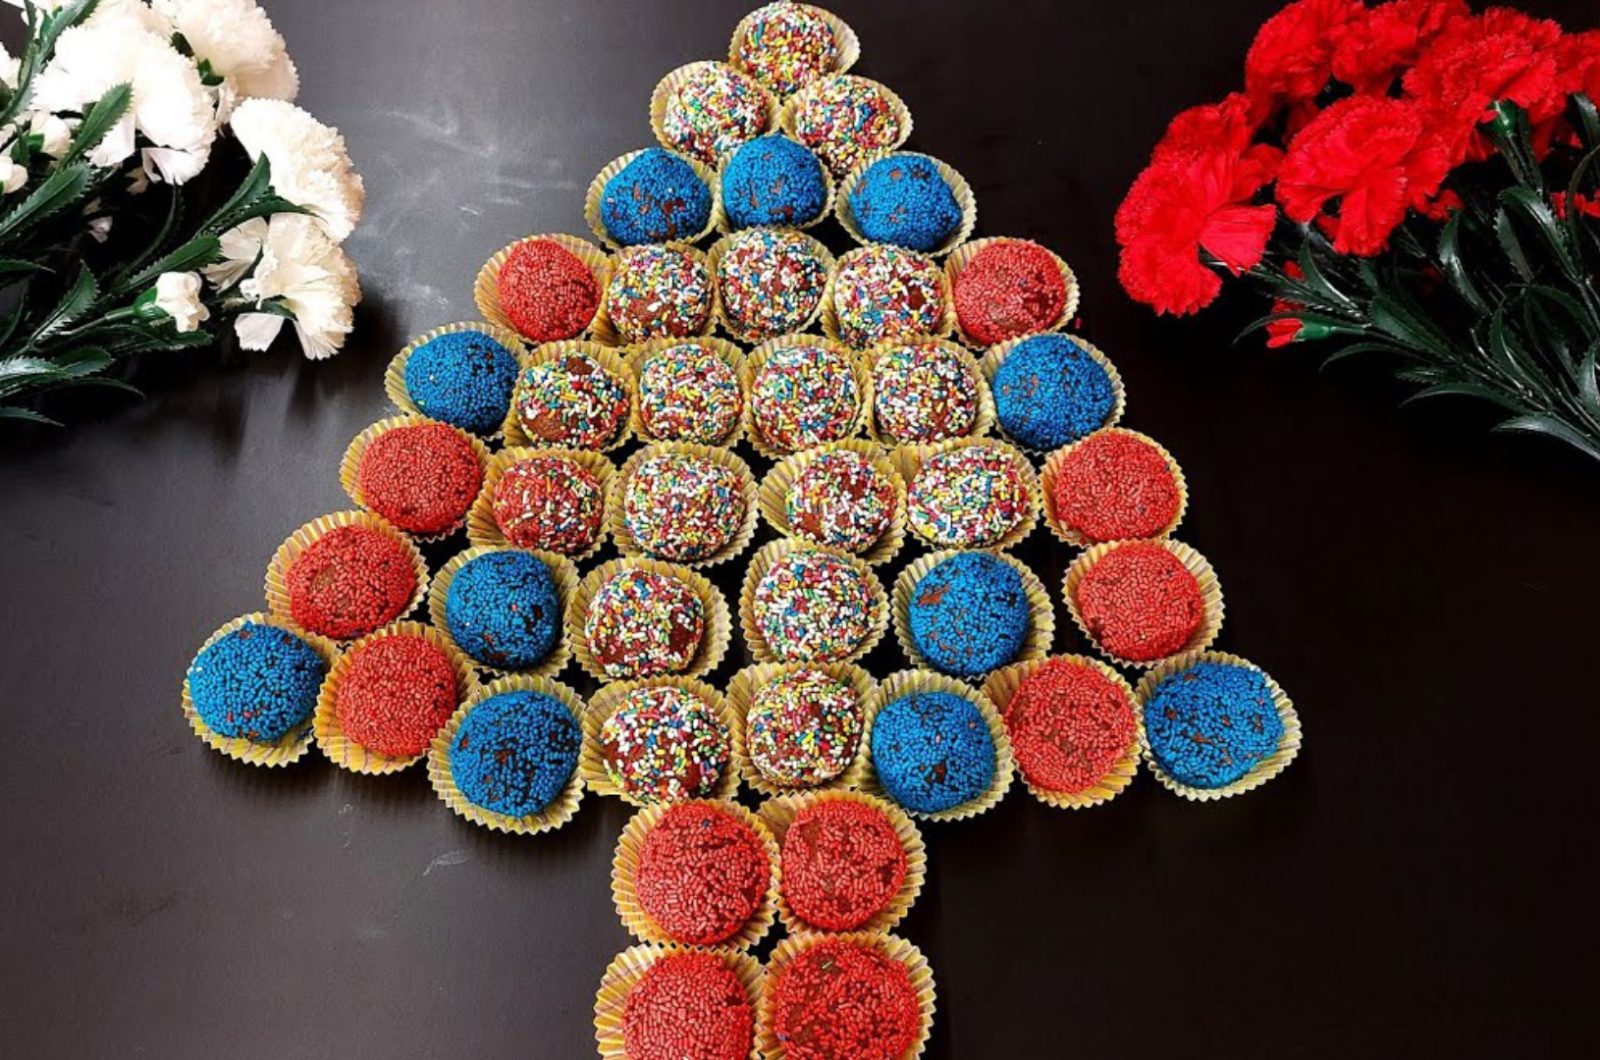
top-left (636, 342), bottom-right (744, 444)
top-left (906, 446), bottom-right (1031, 548)
top-left (600, 686), bottom-right (729, 803)
top-left (746, 668), bottom-right (863, 786)
top-left (659, 62), bottom-right (770, 165)
top-left (754, 547), bottom-right (876, 662)
top-left (490, 455), bottom-right (605, 554)
top-left (871, 340), bottom-right (980, 444)
top-left (736, 2), bottom-right (841, 96)
top-left (716, 228), bottom-right (829, 341)
top-left (784, 449), bottom-right (894, 554)
top-left (830, 245), bottom-right (945, 350)
top-left (623, 452), bottom-right (747, 563)
top-left (514, 351), bottom-right (630, 450)
top-left (605, 245), bottom-right (713, 344)
top-left (749, 341), bottom-right (860, 453)
top-left (791, 74), bottom-right (904, 175)
top-left (584, 568), bottom-right (706, 680)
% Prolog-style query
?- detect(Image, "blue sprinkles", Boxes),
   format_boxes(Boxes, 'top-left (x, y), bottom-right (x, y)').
top-left (992, 334), bottom-right (1116, 450)
top-left (719, 134), bottom-right (829, 228)
top-left (187, 622), bottom-right (327, 743)
top-left (1143, 661), bottom-right (1284, 789)
top-left (870, 691), bottom-right (997, 814)
top-left (445, 551), bottom-right (562, 672)
top-left (600, 148), bottom-right (713, 246)
top-left (848, 153), bottom-right (962, 252)
top-left (907, 552), bottom-right (1031, 677)
top-left (448, 691), bottom-right (581, 817)
top-left (403, 330), bottom-right (519, 435)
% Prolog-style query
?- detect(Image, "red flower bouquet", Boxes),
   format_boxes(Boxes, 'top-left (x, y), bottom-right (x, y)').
top-left (1118, 1), bottom-right (1600, 465)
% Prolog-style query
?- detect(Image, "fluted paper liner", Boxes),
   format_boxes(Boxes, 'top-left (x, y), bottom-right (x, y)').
top-left (501, 341), bottom-right (635, 452)
top-left (945, 237), bottom-right (1080, 350)
top-left (1064, 538), bottom-right (1225, 670)
top-left (820, 245), bottom-right (956, 350)
top-left (726, 661), bottom-right (876, 796)
top-left (1134, 650), bottom-right (1302, 801)
top-left (891, 549), bottom-right (1055, 680)
top-left (180, 612), bottom-right (339, 767)
top-left (758, 789), bottom-right (925, 937)
top-left (383, 321), bottom-right (527, 436)
top-left (649, 60), bottom-right (780, 165)
top-left (835, 148), bottom-right (977, 257)
top-left (473, 233), bottom-right (612, 343)
top-left (756, 439), bottom-right (907, 566)
top-left (890, 438), bottom-right (1043, 554)
top-left (465, 447), bottom-right (617, 562)
top-left (338, 414), bottom-right (491, 543)
top-left (584, 150), bottom-right (722, 252)
top-left (982, 655), bottom-right (1143, 810)
top-left (707, 229), bottom-right (836, 345)
top-left (864, 336), bottom-right (996, 446)
top-left (607, 442), bottom-right (759, 570)
top-left (426, 673), bottom-right (587, 834)
top-left (264, 510), bottom-right (430, 641)
top-left (313, 620), bottom-right (479, 775)
top-left (625, 335), bottom-right (748, 446)
top-left (739, 539), bottom-right (890, 666)
top-left (857, 669), bottom-right (1016, 823)
top-left (979, 333), bottom-right (1127, 457)
top-left (738, 333), bottom-right (868, 460)
top-left (758, 932), bottom-right (936, 1060)
top-left (580, 676), bottom-right (742, 807)
top-left (612, 798), bottom-right (780, 950)
top-left (592, 242), bottom-right (719, 349)
top-left (594, 943), bottom-right (764, 1060)
top-left (426, 545), bottom-right (578, 679)
top-left (727, 2), bottom-right (861, 96)
top-left (711, 142), bottom-right (837, 234)
top-left (778, 74), bottom-right (915, 177)
top-left (1040, 427), bottom-right (1188, 547)
top-left (567, 558), bottom-right (732, 684)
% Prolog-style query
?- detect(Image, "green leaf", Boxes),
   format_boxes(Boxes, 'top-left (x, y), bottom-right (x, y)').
top-left (199, 156), bottom-right (272, 235)
top-left (1486, 306), bottom-right (1543, 397)
top-left (30, 263), bottom-right (97, 343)
top-left (1493, 412), bottom-right (1600, 465)
top-left (0, 259), bottom-right (43, 280)
top-left (61, 82), bottom-right (131, 166)
top-left (1494, 207), bottom-right (1535, 282)
top-left (1578, 341), bottom-right (1600, 419)
top-left (1402, 381), bottom-right (1527, 414)
top-left (113, 235), bottom-right (221, 297)
top-left (1318, 342), bottom-right (1411, 370)
top-left (1437, 213), bottom-right (1488, 314)
top-left (0, 164), bottom-right (92, 249)
top-left (0, 405), bottom-right (60, 425)
top-left (1296, 242), bottom-right (1356, 309)
top-left (1572, 94), bottom-right (1600, 154)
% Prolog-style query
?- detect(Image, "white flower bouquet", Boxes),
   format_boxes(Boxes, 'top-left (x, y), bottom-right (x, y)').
top-left (0, 0), bottom-right (364, 424)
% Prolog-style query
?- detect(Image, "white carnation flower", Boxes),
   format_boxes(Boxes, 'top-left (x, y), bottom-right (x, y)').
top-left (229, 99), bottom-right (363, 242)
top-left (229, 213), bottom-right (361, 360)
top-left (28, 111), bottom-right (73, 157)
top-left (154, 271), bottom-right (210, 333)
top-left (153, 0), bottom-right (298, 105)
top-left (0, 152), bottom-right (26, 194)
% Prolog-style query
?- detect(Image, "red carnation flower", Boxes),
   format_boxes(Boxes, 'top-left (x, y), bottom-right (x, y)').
top-left (1266, 261), bottom-right (1306, 349)
top-left (1155, 92), bottom-right (1261, 159)
top-left (1552, 192), bottom-right (1600, 221)
top-left (1331, 0), bottom-right (1469, 95)
top-left (1557, 30), bottom-right (1600, 99)
top-left (1277, 96), bottom-right (1452, 256)
top-left (1245, 0), bottom-right (1364, 117)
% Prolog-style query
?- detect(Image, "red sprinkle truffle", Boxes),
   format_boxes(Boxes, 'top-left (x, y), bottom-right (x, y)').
top-left (285, 524), bottom-right (419, 640)
top-left (335, 633), bottom-right (458, 758)
top-left (781, 798), bottom-right (908, 932)
top-left (635, 802), bottom-right (772, 945)
top-left (953, 240), bottom-right (1067, 346)
top-left (1051, 430), bottom-right (1182, 543)
top-left (1075, 542), bottom-right (1205, 662)
top-left (768, 938), bottom-right (921, 1060)
top-left (490, 455), bottom-right (606, 554)
top-left (355, 423), bottom-right (483, 536)
top-left (621, 952), bottom-right (755, 1060)
top-left (1004, 658), bottom-right (1138, 794)
top-left (497, 238), bottom-right (601, 342)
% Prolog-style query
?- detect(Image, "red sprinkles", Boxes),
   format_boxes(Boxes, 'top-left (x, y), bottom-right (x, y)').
top-left (497, 238), bottom-right (601, 342)
top-left (1004, 658), bottom-right (1137, 794)
top-left (285, 524), bottom-right (418, 640)
top-left (769, 938), bottom-right (921, 1060)
top-left (1075, 542), bottom-right (1204, 662)
top-left (953, 240), bottom-right (1067, 346)
top-left (1052, 430), bottom-right (1181, 543)
top-left (635, 802), bottom-right (771, 946)
top-left (781, 799), bottom-right (907, 932)
top-left (621, 952), bottom-right (754, 1060)
top-left (356, 423), bottom-right (483, 536)
top-left (335, 633), bottom-right (458, 758)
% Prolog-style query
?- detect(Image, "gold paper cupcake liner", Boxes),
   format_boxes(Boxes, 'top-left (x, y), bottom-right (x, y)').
top-left (863, 336), bottom-right (996, 447)
top-left (580, 676), bottom-right (743, 807)
top-left (501, 341), bottom-right (636, 452)
top-left (180, 612), bottom-right (340, 768)
top-left (979, 332), bottom-right (1127, 457)
top-left (1039, 427), bottom-right (1189, 548)
top-left (425, 673), bottom-right (587, 834)
top-left (611, 797), bottom-right (780, 951)
top-left (426, 545), bottom-right (578, 679)
top-left (890, 437), bottom-right (1043, 554)
top-left (625, 335), bottom-right (749, 447)
top-left (981, 655), bottom-right (1143, 810)
top-left (312, 620), bottom-right (479, 776)
top-left (566, 558), bottom-right (733, 685)
top-left (649, 61), bottom-right (781, 165)
top-left (726, 661), bottom-right (877, 796)
top-left (473, 233), bottom-right (613, 344)
top-left (1063, 538), bottom-right (1225, 670)
top-left (738, 333), bottom-right (869, 461)
top-left (711, 140), bottom-right (838, 234)
top-left (607, 442), bottom-right (760, 570)
top-left (758, 932), bottom-right (937, 1060)
top-left (465, 447), bottom-right (617, 562)
top-left (338, 414), bottom-right (491, 544)
top-left (757, 789), bottom-right (925, 938)
top-left (755, 438), bottom-right (907, 567)
top-left (706, 229), bottom-right (836, 345)
top-left (592, 242), bottom-right (720, 349)
top-left (856, 669), bottom-right (1017, 824)
top-left (778, 74), bottom-right (915, 177)
top-left (1133, 650), bottom-right (1302, 801)
top-left (727, 3), bottom-right (861, 97)
top-left (891, 548), bottom-right (1055, 680)
top-left (945, 237), bottom-right (1081, 350)
top-left (383, 321), bottom-right (528, 435)
top-left (819, 245), bottom-right (956, 351)
top-left (739, 539), bottom-right (890, 667)
top-left (835, 148), bottom-right (978, 257)
top-left (263, 509), bottom-right (430, 641)
top-left (594, 943), bottom-right (765, 1060)
top-left (584, 151), bottom-right (722, 252)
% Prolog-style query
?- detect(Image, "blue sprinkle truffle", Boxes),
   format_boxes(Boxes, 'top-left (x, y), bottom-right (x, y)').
top-left (848, 153), bottom-right (962, 252)
top-left (992, 334), bottom-right (1116, 451)
top-left (448, 690), bottom-right (581, 817)
top-left (907, 552), bottom-right (1030, 677)
top-left (720, 134), bottom-right (828, 228)
top-left (403, 330), bottom-right (519, 435)
top-left (870, 690), bottom-right (997, 814)
top-left (600, 148), bottom-right (713, 246)
top-left (1143, 661), bottom-right (1284, 789)
top-left (186, 622), bottom-right (327, 742)
top-left (445, 551), bottom-right (562, 672)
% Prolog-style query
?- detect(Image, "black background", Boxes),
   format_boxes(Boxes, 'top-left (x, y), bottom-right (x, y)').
top-left (2, 1), bottom-right (1597, 1057)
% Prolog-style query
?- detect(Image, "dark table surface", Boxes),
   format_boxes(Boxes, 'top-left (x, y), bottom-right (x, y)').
top-left (3, 1), bottom-right (1597, 1057)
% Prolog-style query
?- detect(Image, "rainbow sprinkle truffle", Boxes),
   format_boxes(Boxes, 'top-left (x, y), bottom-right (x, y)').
top-left (600, 685), bottom-right (730, 802)
top-left (785, 449), bottom-right (895, 554)
top-left (623, 452), bottom-right (748, 563)
top-left (187, 622), bottom-right (327, 743)
top-left (605, 246), bottom-right (713, 344)
top-left (716, 228), bottom-right (829, 341)
top-left (791, 74), bottom-right (904, 175)
top-left (490, 455), bottom-right (606, 554)
top-left (514, 352), bottom-right (630, 450)
top-left (401, 329), bottom-right (519, 435)
top-left (659, 62), bottom-right (770, 165)
top-left (736, 2), bottom-right (841, 96)
top-left (746, 668), bottom-right (863, 786)
top-left (992, 334), bottom-right (1117, 450)
top-left (830, 245), bottom-right (945, 349)
top-left (870, 690), bottom-right (998, 815)
top-left (585, 568), bottom-right (707, 680)
top-left (749, 342), bottom-right (860, 453)
top-left (443, 550), bottom-right (563, 672)
top-left (447, 690), bottom-right (580, 817)
top-left (599, 148), bottom-right (713, 246)
top-left (720, 134), bottom-right (830, 228)
top-left (1142, 660), bottom-right (1284, 790)
top-left (907, 552), bottom-right (1030, 677)
top-left (753, 548), bottom-right (877, 662)
top-left (871, 340), bottom-right (980, 444)
top-left (906, 446), bottom-right (1031, 548)
top-left (636, 343), bottom-right (744, 444)
top-left (848, 153), bottom-right (963, 253)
